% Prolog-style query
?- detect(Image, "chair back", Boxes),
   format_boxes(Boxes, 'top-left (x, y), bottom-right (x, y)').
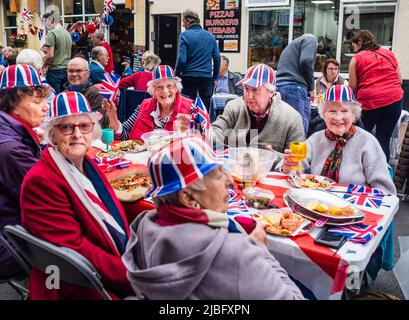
top-left (118, 89), bottom-right (151, 122)
top-left (3, 225), bottom-right (112, 300)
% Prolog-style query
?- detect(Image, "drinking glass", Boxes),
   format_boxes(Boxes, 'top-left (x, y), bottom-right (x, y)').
top-left (289, 141), bottom-right (307, 172)
top-left (101, 128), bottom-right (114, 151)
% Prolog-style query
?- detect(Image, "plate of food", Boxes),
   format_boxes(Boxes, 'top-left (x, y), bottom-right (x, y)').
top-left (253, 208), bottom-right (313, 237)
top-left (96, 149), bottom-right (126, 159)
top-left (110, 172), bottom-right (153, 202)
top-left (112, 140), bottom-right (146, 153)
top-left (288, 174), bottom-right (335, 189)
top-left (284, 188), bottom-right (365, 221)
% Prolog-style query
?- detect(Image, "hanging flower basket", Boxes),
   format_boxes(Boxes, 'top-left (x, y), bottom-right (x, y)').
top-left (10, 34), bottom-right (28, 48)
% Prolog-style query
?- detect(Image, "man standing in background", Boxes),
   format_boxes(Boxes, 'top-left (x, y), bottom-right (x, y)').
top-left (275, 34), bottom-right (317, 135)
top-left (89, 30), bottom-right (114, 73)
top-left (42, 10), bottom-right (72, 94)
top-left (175, 9), bottom-right (221, 110)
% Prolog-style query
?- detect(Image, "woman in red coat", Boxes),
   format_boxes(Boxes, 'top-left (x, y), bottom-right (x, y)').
top-left (103, 65), bottom-right (194, 141)
top-left (348, 29), bottom-right (403, 162)
top-left (20, 91), bottom-right (133, 300)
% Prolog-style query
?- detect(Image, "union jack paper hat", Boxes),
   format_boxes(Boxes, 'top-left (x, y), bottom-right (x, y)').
top-left (50, 91), bottom-right (98, 120)
top-left (0, 64), bottom-right (43, 90)
top-left (152, 65), bottom-right (177, 81)
top-left (237, 64), bottom-right (275, 88)
top-left (146, 135), bottom-right (223, 198)
top-left (320, 85), bottom-right (361, 108)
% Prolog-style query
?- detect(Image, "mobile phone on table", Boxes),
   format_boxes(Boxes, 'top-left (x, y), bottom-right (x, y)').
top-left (314, 226), bottom-right (347, 249)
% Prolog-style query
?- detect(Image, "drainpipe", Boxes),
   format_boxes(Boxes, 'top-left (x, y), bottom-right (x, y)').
top-left (145, 0), bottom-right (150, 50)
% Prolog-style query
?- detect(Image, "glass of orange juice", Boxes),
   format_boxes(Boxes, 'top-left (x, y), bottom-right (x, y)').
top-left (289, 141), bottom-right (307, 172)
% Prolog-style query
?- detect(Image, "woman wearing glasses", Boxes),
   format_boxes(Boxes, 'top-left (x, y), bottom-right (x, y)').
top-left (0, 64), bottom-right (49, 279)
top-left (20, 91), bottom-right (133, 300)
top-left (314, 58), bottom-right (348, 103)
top-left (280, 85), bottom-right (395, 194)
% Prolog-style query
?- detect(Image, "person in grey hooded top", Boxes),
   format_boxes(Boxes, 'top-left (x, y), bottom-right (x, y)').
top-left (122, 135), bottom-right (305, 300)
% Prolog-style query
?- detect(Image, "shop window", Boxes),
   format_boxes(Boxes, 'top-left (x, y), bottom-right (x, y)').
top-left (340, 3), bottom-right (396, 73)
top-left (3, 0), bottom-right (18, 46)
top-left (248, 9), bottom-right (289, 70)
top-left (293, 0), bottom-right (338, 72)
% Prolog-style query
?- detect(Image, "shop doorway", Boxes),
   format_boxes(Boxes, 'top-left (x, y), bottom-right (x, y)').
top-left (154, 15), bottom-right (180, 68)
top-left (109, 4), bottom-right (134, 75)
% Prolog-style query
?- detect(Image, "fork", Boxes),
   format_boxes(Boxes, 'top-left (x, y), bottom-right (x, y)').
top-left (289, 171), bottom-right (303, 188)
top-left (315, 217), bottom-right (328, 228)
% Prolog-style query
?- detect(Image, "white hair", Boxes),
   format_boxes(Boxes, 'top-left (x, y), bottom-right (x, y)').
top-left (16, 49), bottom-right (43, 71)
top-left (317, 101), bottom-right (362, 119)
top-left (146, 77), bottom-right (183, 96)
top-left (45, 113), bottom-right (102, 146)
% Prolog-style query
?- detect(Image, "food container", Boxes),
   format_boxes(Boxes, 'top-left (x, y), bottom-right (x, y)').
top-left (243, 187), bottom-right (275, 209)
top-left (141, 130), bottom-right (177, 155)
top-left (226, 147), bottom-right (277, 188)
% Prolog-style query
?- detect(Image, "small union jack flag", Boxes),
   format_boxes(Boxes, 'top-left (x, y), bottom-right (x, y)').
top-left (192, 95), bottom-right (211, 137)
top-left (227, 187), bottom-right (250, 216)
top-left (328, 223), bottom-right (383, 244)
top-left (346, 184), bottom-right (384, 195)
top-left (22, 8), bottom-right (34, 21)
top-left (99, 71), bottom-right (120, 101)
top-left (103, 0), bottom-right (116, 13)
top-left (342, 192), bottom-right (385, 209)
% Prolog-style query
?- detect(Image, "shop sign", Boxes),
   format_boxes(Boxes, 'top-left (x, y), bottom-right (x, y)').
top-left (203, 0), bottom-right (242, 53)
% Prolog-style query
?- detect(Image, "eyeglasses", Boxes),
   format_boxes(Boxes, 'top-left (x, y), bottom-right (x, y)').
top-left (325, 110), bottom-right (352, 118)
top-left (67, 69), bottom-right (88, 74)
top-left (56, 122), bottom-right (95, 135)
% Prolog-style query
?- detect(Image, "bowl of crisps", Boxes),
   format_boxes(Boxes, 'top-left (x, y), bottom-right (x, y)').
top-left (226, 147), bottom-right (277, 187)
top-left (141, 130), bottom-right (177, 155)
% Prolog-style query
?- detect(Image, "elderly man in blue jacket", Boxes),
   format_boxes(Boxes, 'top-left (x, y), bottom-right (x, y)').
top-left (175, 9), bottom-right (221, 110)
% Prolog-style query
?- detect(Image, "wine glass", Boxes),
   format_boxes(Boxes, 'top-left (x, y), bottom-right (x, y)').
top-left (101, 128), bottom-right (114, 151)
top-left (289, 141), bottom-right (307, 172)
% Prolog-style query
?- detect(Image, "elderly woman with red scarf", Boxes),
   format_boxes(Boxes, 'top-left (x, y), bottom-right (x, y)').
top-left (103, 65), bottom-right (194, 141)
top-left (280, 85), bottom-right (395, 194)
top-left (122, 135), bottom-right (305, 300)
top-left (20, 91), bottom-right (132, 299)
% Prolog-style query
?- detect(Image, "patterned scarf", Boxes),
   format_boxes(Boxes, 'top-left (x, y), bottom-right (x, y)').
top-left (155, 204), bottom-right (254, 234)
top-left (321, 125), bottom-right (356, 183)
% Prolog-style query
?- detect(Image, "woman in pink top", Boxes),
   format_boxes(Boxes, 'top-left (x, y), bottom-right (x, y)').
top-left (118, 51), bottom-right (161, 91)
top-left (348, 29), bottom-right (403, 162)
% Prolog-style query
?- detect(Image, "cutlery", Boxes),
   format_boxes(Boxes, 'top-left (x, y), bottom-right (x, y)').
top-left (315, 217), bottom-right (328, 227)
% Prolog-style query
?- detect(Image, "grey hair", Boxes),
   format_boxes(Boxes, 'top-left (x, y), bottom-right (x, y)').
top-left (91, 46), bottom-right (107, 60)
top-left (221, 55), bottom-right (229, 66)
top-left (317, 101), bottom-right (362, 119)
top-left (142, 51), bottom-right (161, 72)
top-left (16, 49), bottom-right (43, 71)
top-left (93, 30), bottom-right (105, 41)
top-left (153, 178), bottom-right (207, 207)
top-left (44, 114), bottom-right (102, 146)
top-left (182, 9), bottom-right (200, 24)
top-left (68, 57), bottom-right (89, 71)
top-left (146, 77), bottom-right (183, 96)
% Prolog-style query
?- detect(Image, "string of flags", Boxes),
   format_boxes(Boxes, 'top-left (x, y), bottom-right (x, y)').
top-left (22, 8), bottom-right (33, 21)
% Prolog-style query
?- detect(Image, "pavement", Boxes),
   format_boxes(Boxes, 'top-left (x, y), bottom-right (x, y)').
top-left (1, 198), bottom-right (408, 300)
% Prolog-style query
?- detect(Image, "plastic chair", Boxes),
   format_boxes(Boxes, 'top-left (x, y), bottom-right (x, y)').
top-left (118, 89), bottom-right (151, 122)
top-left (3, 225), bottom-right (112, 300)
top-left (0, 231), bottom-right (30, 299)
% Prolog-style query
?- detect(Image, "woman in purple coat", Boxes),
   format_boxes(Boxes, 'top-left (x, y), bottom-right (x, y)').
top-left (0, 64), bottom-right (49, 278)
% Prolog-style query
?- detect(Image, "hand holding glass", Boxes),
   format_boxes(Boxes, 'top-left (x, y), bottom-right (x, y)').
top-left (101, 128), bottom-right (114, 151)
top-left (289, 141), bottom-right (307, 172)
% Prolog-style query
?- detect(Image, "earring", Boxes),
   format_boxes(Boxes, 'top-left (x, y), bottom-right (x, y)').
top-left (193, 201), bottom-right (201, 209)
